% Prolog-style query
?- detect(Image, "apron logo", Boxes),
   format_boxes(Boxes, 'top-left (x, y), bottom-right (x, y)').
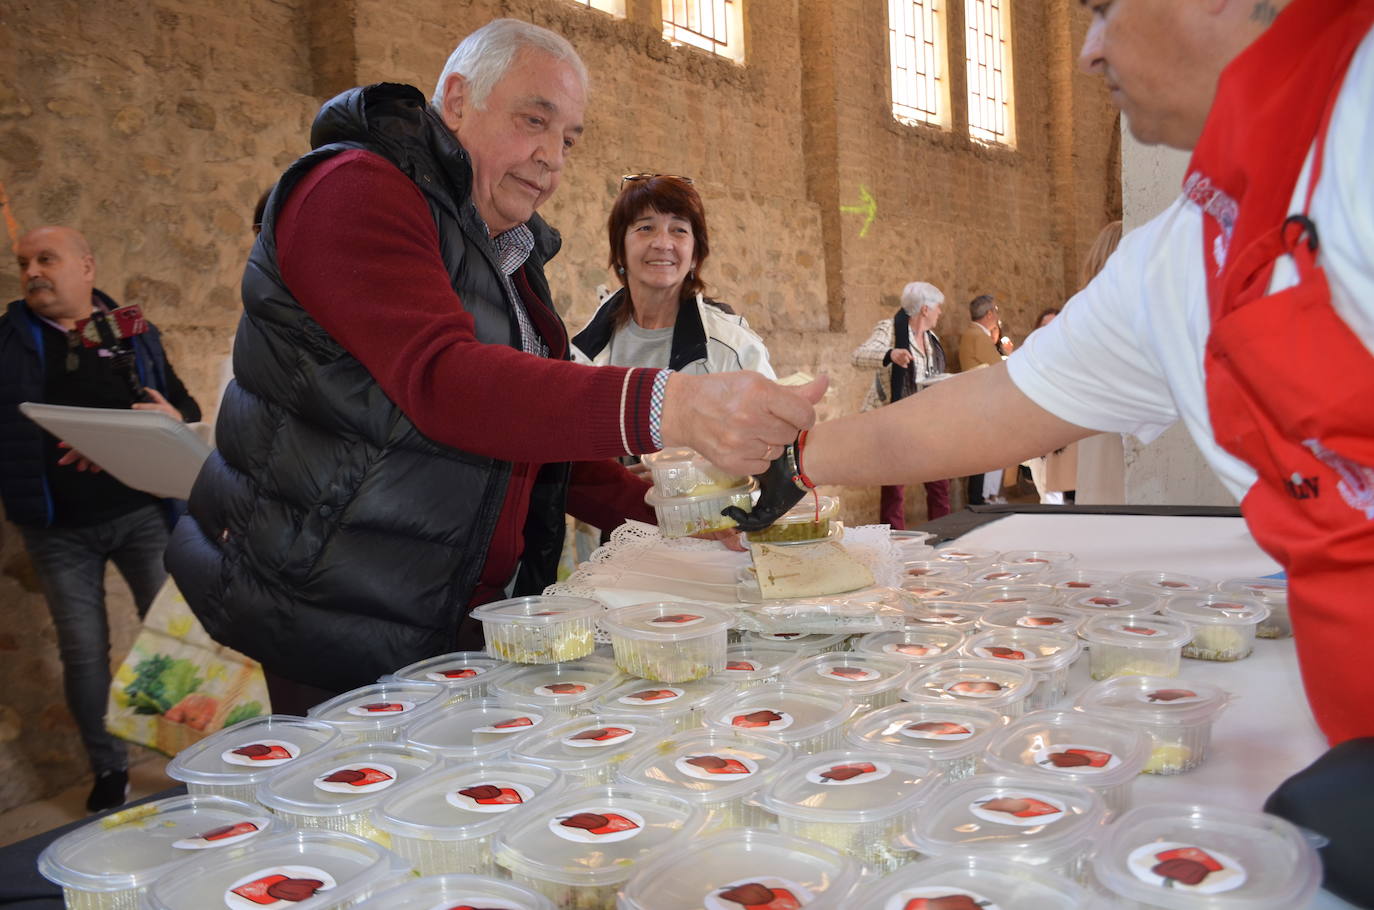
top-left (1284, 472), bottom-right (1320, 500)
top-left (1304, 439), bottom-right (1374, 519)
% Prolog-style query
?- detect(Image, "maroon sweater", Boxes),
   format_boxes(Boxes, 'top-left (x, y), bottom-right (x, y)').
top-left (276, 150), bottom-right (656, 605)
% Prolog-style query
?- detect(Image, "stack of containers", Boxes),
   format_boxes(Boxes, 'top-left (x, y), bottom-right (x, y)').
top-left (742, 494), bottom-right (840, 544)
top-left (1075, 676), bottom-right (1231, 774)
top-left (599, 601), bottom-right (731, 682)
top-left (469, 595), bottom-right (603, 664)
top-left (902, 658), bottom-right (1037, 720)
top-left (857, 854), bottom-right (1102, 908)
top-left (640, 447), bottom-right (755, 537)
top-left (718, 642), bottom-right (806, 689)
top-left (590, 675), bottom-right (733, 732)
top-left (166, 715), bottom-right (339, 804)
top-left (401, 697), bottom-right (548, 762)
top-left (1218, 576), bottom-right (1291, 638)
top-left (844, 701), bottom-right (1004, 780)
top-left (387, 650), bottom-right (516, 698)
top-left (1163, 593), bottom-right (1269, 661)
top-left (306, 680), bottom-right (446, 745)
top-left (352, 873), bottom-right (556, 910)
top-left (960, 628), bottom-right (1082, 708)
top-left (485, 655), bottom-right (624, 720)
top-left (703, 682), bottom-right (856, 753)
top-left (508, 714), bottom-right (669, 787)
top-left (1080, 613), bottom-right (1195, 680)
top-left (781, 651), bottom-right (914, 709)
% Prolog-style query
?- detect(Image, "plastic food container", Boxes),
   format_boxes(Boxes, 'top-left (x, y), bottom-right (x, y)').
top-left (905, 773), bottom-right (1107, 881)
top-left (743, 494), bottom-right (840, 544)
top-left (704, 683), bottom-right (857, 754)
top-left (902, 658), bottom-right (1036, 719)
top-left (960, 629), bottom-right (1082, 709)
top-left (1062, 585), bottom-right (1162, 620)
top-left (645, 477), bottom-right (757, 537)
top-left (471, 595), bottom-right (603, 664)
top-left (967, 583), bottom-right (1057, 605)
top-left (1122, 570), bottom-right (1214, 594)
top-left (141, 829), bottom-right (411, 910)
top-left (369, 760), bottom-right (564, 876)
top-left (854, 627), bottom-right (965, 665)
top-left (353, 873), bottom-right (557, 910)
top-left (167, 715), bottom-right (340, 805)
top-left (900, 579), bottom-right (974, 601)
top-left (640, 446), bottom-right (746, 498)
top-left (306, 681), bottom-right (447, 745)
top-left (599, 602), bottom-right (731, 682)
top-left (1047, 568), bottom-right (1122, 595)
top-left (759, 748), bottom-right (939, 872)
top-left (590, 675), bottom-right (733, 732)
top-left (1091, 803), bottom-right (1321, 909)
top-left (933, 546), bottom-right (1001, 567)
top-left (983, 709), bottom-right (1151, 817)
top-left (902, 559), bottom-right (969, 581)
top-left (1001, 549), bottom-right (1077, 569)
top-left (508, 714), bottom-right (668, 789)
top-left (616, 728), bottom-right (795, 831)
top-left (844, 701), bottom-right (1003, 781)
top-left (1075, 676), bottom-right (1230, 775)
top-left (1217, 576), bottom-right (1291, 638)
top-left (401, 697), bottom-right (548, 761)
top-left (37, 795), bottom-right (285, 910)
top-left (719, 643), bottom-right (806, 689)
top-left (979, 604), bottom-right (1086, 636)
top-left (967, 562), bottom-right (1052, 586)
top-left (620, 827), bottom-right (861, 910)
top-left (486, 656), bottom-right (624, 718)
top-left (742, 630), bottom-right (851, 654)
top-left (857, 854), bottom-right (1100, 909)
top-left (492, 785), bottom-right (704, 910)
top-left (781, 651), bottom-right (914, 709)
top-left (1164, 594), bottom-right (1269, 662)
top-left (1081, 614), bottom-right (1194, 680)
top-left (387, 650), bottom-right (515, 698)
top-left (256, 741), bottom-right (439, 842)
top-left (901, 602), bottom-right (983, 633)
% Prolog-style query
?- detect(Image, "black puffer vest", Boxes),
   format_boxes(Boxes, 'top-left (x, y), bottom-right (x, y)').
top-left (167, 84), bottom-right (571, 691)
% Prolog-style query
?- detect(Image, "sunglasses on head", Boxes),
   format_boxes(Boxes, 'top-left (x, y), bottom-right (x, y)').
top-left (621, 173), bottom-right (694, 185)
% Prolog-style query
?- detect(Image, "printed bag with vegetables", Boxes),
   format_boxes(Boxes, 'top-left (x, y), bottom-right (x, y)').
top-left (107, 579), bottom-right (269, 755)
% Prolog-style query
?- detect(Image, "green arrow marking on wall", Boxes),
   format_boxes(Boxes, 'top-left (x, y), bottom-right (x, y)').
top-left (840, 185), bottom-right (877, 237)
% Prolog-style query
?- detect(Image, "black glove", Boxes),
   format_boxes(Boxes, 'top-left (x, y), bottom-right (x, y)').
top-left (721, 436), bottom-right (811, 532)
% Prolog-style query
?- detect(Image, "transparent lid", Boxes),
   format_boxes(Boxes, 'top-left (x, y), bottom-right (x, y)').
top-left (352, 873), bottom-right (557, 910)
top-left (1074, 675), bottom-right (1231, 727)
top-left (1047, 569), bottom-right (1124, 593)
top-left (966, 583), bottom-right (1057, 605)
top-left (621, 828), bottom-right (861, 910)
top-left (492, 785), bottom-right (703, 887)
top-left (590, 676), bottom-right (733, 720)
top-left (719, 643), bottom-right (806, 682)
top-left (759, 748), bottom-right (938, 824)
top-left (961, 628), bottom-right (1082, 672)
top-left (141, 829), bottom-right (409, 910)
top-left (469, 595), bottom-right (604, 625)
top-left (167, 715), bottom-right (340, 787)
top-left (984, 709), bottom-right (1152, 787)
top-left (485, 656), bottom-right (624, 708)
top-left (644, 476), bottom-right (756, 507)
top-left (615, 727), bottom-right (796, 804)
top-left (999, 550), bottom-right (1077, 569)
top-left (600, 602), bottom-right (733, 642)
top-left (906, 773), bottom-right (1107, 863)
top-left (1121, 570), bottom-right (1214, 593)
top-left (306, 681), bottom-right (446, 732)
top-left (901, 559), bottom-right (969, 581)
top-left (854, 628), bottom-right (966, 664)
top-left (933, 546), bottom-right (1001, 565)
top-left (1061, 585), bottom-right (1162, 617)
top-left (1163, 593), bottom-right (1269, 627)
top-left (370, 759), bottom-right (564, 842)
top-left (901, 602), bottom-right (983, 632)
top-left (401, 697), bottom-right (549, 760)
top-left (900, 579), bottom-right (975, 601)
top-left (902, 659), bottom-right (1036, 713)
top-left (844, 701), bottom-right (1005, 761)
top-left (509, 713), bottom-right (670, 773)
top-left (966, 563), bottom-right (1052, 586)
top-left (978, 604), bottom-right (1085, 636)
top-left (763, 494), bottom-right (840, 527)
top-left (640, 447), bottom-right (747, 495)
top-left (1217, 577), bottom-right (1289, 605)
top-left (388, 650), bottom-right (516, 688)
top-left (1081, 613), bottom-right (1194, 649)
top-left (1091, 803), bottom-right (1321, 909)
top-left (742, 631), bottom-right (851, 654)
top-left (858, 853), bottom-right (1099, 908)
top-left (781, 651), bottom-right (914, 697)
top-left (703, 683), bottom-right (856, 745)
top-left (37, 795), bottom-right (284, 892)
top-left (256, 741), bottom-right (440, 818)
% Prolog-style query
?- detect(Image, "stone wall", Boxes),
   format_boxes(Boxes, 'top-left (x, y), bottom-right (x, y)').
top-left (0, 0), bottom-right (1118, 809)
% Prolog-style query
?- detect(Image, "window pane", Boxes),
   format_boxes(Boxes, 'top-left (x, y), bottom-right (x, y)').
top-left (889, 0), bottom-right (946, 127)
top-left (567, 0), bottom-right (626, 16)
top-left (662, 0), bottom-right (745, 63)
top-left (965, 0), bottom-right (1014, 144)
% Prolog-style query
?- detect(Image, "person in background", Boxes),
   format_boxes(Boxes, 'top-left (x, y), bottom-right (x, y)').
top-left (850, 281), bottom-right (950, 525)
top-left (1022, 307), bottom-right (1075, 504)
top-left (958, 294), bottom-right (1009, 505)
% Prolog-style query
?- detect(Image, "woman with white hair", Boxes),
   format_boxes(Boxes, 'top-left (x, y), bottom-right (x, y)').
top-left (850, 281), bottom-right (950, 525)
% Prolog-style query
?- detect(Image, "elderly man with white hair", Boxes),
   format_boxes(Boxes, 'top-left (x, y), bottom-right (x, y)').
top-left (850, 280), bottom-right (949, 526)
top-left (167, 18), bottom-right (824, 711)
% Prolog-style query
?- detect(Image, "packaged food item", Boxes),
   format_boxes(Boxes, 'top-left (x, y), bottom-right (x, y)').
top-left (167, 715), bottom-right (339, 805)
top-left (1121, 570), bottom-right (1213, 594)
top-left (902, 559), bottom-right (969, 581)
top-left (645, 477), bottom-right (756, 537)
top-left (1061, 585), bottom-right (1162, 621)
top-left (978, 604), bottom-right (1085, 637)
top-left (37, 794), bottom-right (285, 910)
top-left (256, 741), bottom-right (439, 843)
top-left (485, 656), bottom-right (624, 718)
top-left (703, 683), bottom-right (857, 754)
top-left (738, 588), bottom-right (903, 635)
top-left (620, 827), bottom-right (861, 910)
top-left (960, 629), bottom-right (1082, 709)
top-left (508, 714), bottom-right (668, 789)
top-left (905, 773), bottom-right (1106, 881)
top-left (589, 676), bottom-right (733, 732)
top-left (599, 602), bottom-right (731, 682)
top-left (780, 650), bottom-right (914, 709)
top-left (470, 596), bottom-right (603, 664)
top-left (854, 627), bottom-right (966, 665)
top-left (741, 631), bottom-right (851, 655)
top-left (966, 583), bottom-right (1057, 606)
top-left (900, 579), bottom-right (975, 601)
top-left (353, 873), bottom-right (557, 910)
top-left (1000, 549), bottom-right (1077, 569)
top-left (843, 701), bottom-right (1003, 780)
top-left (306, 680), bottom-right (446, 745)
top-left (743, 494), bottom-right (840, 544)
top-left (1074, 675), bottom-right (1230, 775)
top-left (386, 650), bottom-right (516, 698)
top-left (1217, 576), bottom-right (1291, 639)
top-left (901, 658), bottom-right (1036, 720)
top-left (641, 446), bottom-right (747, 498)
top-left (615, 728), bottom-right (795, 831)
top-left (369, 760), bottom-right (564, 876)
top-left (901, 602), bottom-right (983, 633)
top-left (856, 854), bottom-right (1101, 909)
top-left (983, 709), bottom-right (1151, 817)
top-left (400, 697), bottom-right (549, 761)
top-left (1163, 594), bottom-right (1269, 661)
top-left (492, 785), bottom-right (704, 910)
top-left (1080, 614), bottom-right (1194, 680)
top-left (966, 563), bottom-right (1052, 586)
top-left (141, 829), bottom-right (411, 910)
top-left (758, 748), bottom-right (939, 872)
top-left (1090, 803), bottom-right (1321, 909)
top-left (932, 546), bottom-right (1001, 568)
top-left (718, 643), bottom-right (806, 689)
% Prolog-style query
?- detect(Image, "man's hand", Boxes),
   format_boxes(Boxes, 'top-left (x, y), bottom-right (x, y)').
top-left (890, 348), bottom-right (913, 368)
top-left (56, 441), bottom-right (102, 473)
top-left (659, 373), bottom-right (828, 476)
top-left (131, 387), bottom-right (183, 420)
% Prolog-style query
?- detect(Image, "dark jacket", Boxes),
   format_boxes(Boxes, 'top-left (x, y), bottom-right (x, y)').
top-left (166, 83), bottom-right (572, 691)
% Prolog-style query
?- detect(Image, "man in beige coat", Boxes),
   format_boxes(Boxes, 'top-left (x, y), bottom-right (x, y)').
top-left (957, 294), bottom-right (1010, 503)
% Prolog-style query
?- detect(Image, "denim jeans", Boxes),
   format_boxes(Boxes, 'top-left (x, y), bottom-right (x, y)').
top-left (20, 504), bottom-right (169, 774)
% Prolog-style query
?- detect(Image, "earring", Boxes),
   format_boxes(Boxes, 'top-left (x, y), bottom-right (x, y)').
top-left (687, 269), bottom-right (695, 281)
top-left (617, 266), bottom-right (625, 275)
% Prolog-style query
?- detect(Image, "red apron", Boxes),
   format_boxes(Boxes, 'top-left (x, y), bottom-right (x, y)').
top-left (1193, 0), bottom-right (1374, 744)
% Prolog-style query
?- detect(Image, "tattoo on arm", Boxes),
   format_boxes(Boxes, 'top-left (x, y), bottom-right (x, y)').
top-left (1251, 1), bottom-right (1279, 25)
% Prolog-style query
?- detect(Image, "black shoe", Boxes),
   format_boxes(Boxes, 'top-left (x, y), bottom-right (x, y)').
top-left (86, 768), bottom-right (129, 812)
